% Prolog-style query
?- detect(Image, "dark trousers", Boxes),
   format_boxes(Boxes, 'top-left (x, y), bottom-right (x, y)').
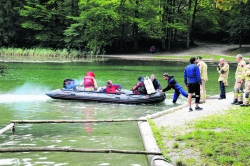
top-left (220, 81), bottom-right (226, 98)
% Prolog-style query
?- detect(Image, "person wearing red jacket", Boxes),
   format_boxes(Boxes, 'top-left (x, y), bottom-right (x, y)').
top-left (105, 80), bottom-right (122, 93)
top-left (132, 76), bottom-right (147, 94)
top-left (80, 71), bottom-right (98, 91)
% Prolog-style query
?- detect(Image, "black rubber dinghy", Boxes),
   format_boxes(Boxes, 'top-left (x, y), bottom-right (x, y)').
top-left (46, 89), bottom-right (166, 104)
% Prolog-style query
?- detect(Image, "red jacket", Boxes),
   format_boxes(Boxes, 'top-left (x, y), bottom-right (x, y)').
top-left (106, 84), bottom-right (121, 93)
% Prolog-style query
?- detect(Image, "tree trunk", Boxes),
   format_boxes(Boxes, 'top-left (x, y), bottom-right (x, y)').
top-left (186, 0), bottom-right (191, 49)
top-left (239, 32), bottom-right (242, 48)
top-left (190, 0), bottom-right (198, 45)
top-left (133, 0), bottom-right (139, 53)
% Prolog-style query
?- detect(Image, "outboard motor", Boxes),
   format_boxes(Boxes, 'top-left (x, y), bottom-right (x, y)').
top-left (63, 79), bottom-right (76, 90)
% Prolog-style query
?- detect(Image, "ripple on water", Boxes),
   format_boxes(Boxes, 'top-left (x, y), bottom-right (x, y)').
top-left (99, 163), bottom-right (110, 166)
top-left (0, 159), bottom-right (20, 165)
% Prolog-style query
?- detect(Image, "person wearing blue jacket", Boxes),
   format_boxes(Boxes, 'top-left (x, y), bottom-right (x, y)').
top-left (184, 57), bottom-right (203, 112)
top-left (161, 73), bottom-right (188, 104)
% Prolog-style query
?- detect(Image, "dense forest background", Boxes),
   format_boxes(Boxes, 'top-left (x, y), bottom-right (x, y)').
top-left (0, 0), bottom-right (250, 54)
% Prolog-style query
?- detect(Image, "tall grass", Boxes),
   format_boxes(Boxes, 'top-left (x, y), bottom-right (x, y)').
top-left (0, 47), bottom-right (105, 61)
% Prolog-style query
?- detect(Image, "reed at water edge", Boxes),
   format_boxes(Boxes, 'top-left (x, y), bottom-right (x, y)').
top-left (0, 48), bottom-right (105, 61)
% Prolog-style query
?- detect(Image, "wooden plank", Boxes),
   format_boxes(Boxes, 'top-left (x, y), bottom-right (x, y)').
top-left (0, 123), bottom-right (15, 135)
top-left (0, 147), bottom-right (162, 155)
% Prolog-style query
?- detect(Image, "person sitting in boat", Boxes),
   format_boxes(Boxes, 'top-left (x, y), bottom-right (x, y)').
top-left (161, 73), bottom-right (188, 104)
top-left (105, 80), bottom-right (122, 93)
top-left (80, 71), bottom-right (98, 91)
top-left (132, 76), bottom-right (147, 94)
top-left (151, 74), bottom-right (162, 91)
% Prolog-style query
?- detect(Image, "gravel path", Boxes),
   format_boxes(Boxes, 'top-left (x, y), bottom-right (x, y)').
top-left (153, 92), bottom-right (234, 128)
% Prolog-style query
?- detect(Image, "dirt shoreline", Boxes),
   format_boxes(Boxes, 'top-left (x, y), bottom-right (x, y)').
top-left (1, 43), bottom-right (249, 63)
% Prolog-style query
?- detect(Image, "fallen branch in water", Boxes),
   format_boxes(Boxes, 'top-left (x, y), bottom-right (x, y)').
top-left (10, 119), bottom-right (147, 124)
top-left (0, 147), bottom-right (162, 155)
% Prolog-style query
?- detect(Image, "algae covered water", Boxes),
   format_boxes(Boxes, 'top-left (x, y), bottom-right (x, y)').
top-left (0, 59), bottom-right (236, 165)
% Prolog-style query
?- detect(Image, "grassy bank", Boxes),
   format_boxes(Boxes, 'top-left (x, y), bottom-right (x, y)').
top-left (156, 107), bottom-right (250, 165)
top-left (0, 47), bottom-right (104, 61)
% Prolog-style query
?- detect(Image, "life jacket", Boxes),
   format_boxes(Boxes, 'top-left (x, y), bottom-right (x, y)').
top-left (83, 72), bottom-right (95, 88)
top-left (106, 84), bottom-right (119, 93)
top-left (137, 82), bottom-right (147, 94)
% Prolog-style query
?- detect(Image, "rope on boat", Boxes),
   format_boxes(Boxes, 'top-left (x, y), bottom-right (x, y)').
top-left (10, 119), bottom-right (147, 124)
top-left (0, 147), bottom-right (162, 155)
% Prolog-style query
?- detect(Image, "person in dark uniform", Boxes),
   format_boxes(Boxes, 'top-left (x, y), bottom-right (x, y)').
top-left (151, 74), bottom-right (162, 90)
top-left (161, 73), bottom-right (188, 104)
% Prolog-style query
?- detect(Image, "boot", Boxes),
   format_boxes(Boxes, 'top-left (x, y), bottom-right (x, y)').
top-left (231, 99), bottom-right (238, 104)
top-left (235, 101), bottom-right (243, 105)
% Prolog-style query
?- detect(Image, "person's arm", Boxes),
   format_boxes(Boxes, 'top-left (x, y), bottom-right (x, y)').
top-left (162, 84), bottom-right (171, 92)
top-left (220, 63), bottom-right (229, 73)
top-left (132, 82), bottom-right (140, 91)
top-left (157, 80), bottom-right (162, 90)
top-left (195, 66), bottom-right (202, 84)
top-left (184, 68), bottom-right (188, 86)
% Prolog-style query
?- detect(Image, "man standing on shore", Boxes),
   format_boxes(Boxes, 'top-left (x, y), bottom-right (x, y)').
top-left (241, 58), bottom-right (250, 107)
top-left (197, 56), bottom-right (208, 103)
top-left (184, 57), bottom-right (203, 112)
top-left (217, 58), bottom-right (229, 100)
top-left (232, 54), bottom-right (246, 105)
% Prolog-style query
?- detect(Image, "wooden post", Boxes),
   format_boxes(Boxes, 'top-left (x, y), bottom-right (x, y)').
top-left (0, 147), bottom-right (162, 155)
top-left (10, 119), bottom-right (147, 124)
top-left (0, 123), bottom-right (15, 135)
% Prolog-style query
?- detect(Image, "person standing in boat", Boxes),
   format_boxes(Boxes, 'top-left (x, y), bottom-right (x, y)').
top-left (151, 74), bottom-right (162, 91)
top-left (80, 71), bottom-right (98, 91)
top-left (161, 73), bottom-right (188, 104)
top-left (132, 76), bottom-right (147, 94)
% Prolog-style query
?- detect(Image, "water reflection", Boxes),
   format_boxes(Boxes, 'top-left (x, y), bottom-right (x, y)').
top-left (83, 106), bottom-right (95, 133)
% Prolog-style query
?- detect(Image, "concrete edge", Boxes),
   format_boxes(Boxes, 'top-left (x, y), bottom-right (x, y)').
top-left (137, 117), bottom-right (172, 166)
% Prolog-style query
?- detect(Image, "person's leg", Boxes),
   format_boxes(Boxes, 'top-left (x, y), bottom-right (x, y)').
top-left (200, 80), bottom-right (206, 103)
top-left (195, 82), bottom-right (202, 109)
top-left (221, 81), bottom-right (226, 98)
top-left (173, 90), bottom-right (180, 104)
top-left (232, 79), bottom-right (241, 104)
top-left (187, 83), bottom-right (194, 111)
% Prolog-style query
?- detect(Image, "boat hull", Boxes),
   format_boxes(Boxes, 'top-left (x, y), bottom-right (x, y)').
top-left (46, 89), bottom-right (166, 104)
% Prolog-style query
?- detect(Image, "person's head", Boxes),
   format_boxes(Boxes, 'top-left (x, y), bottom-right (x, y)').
top-left (236, 54), bottom-right (243, 62)
top-left (138, 76), bottom-right (143, 82)
top-left (219, 58), bottom-right (225, 65)
top-left (197, 56), bottom-right (202, 63)
top-left (107, 80), bottom-right (112, 85)
top-left (151, 74), bottom-right (156, 81)
top-left (162, 73), bottom-right (169, 80)
top-left (190, 57), bottom-right (196, 64)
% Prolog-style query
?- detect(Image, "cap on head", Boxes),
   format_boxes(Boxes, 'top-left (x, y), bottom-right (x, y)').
top-left (236, 54), bottom-right (242, 58)
top-left (162, 73), bottom-right (169, 77)
top-left (197, 56), bottom-right (202, 59)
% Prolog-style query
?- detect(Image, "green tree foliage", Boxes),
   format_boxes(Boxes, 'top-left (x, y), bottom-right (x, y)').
top-left (0, 0), bottom-right (23, 46)
top-left (0, 64), bottom-right (8, 77)
top-left (0, 0), bottom-right (249, 52)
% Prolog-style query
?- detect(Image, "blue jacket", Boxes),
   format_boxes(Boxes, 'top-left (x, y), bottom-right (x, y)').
top-left (184, 64), bottom-right (202, 85)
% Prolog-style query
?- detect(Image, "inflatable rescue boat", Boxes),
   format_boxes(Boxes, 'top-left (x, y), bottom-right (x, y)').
top-left (45, 78), bottom-right (166, 104)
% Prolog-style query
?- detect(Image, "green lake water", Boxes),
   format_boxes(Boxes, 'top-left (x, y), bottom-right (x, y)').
top-left (0, 59), bottom-right (237, 166)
